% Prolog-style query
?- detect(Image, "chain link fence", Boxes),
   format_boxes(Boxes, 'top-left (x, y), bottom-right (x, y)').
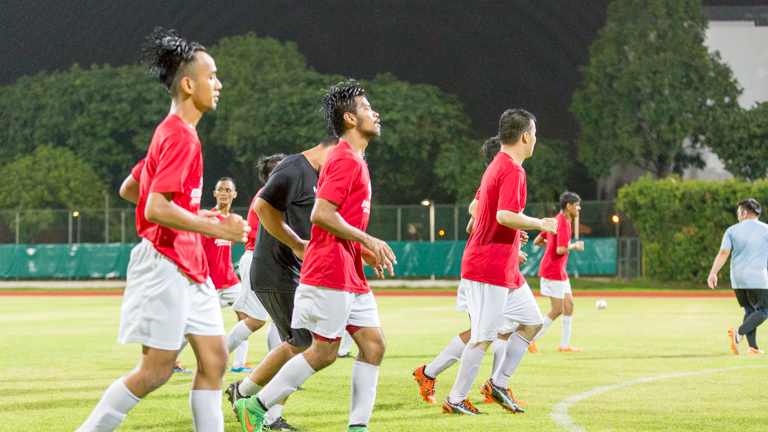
top-left (0, 201), bottom-right (631, 244)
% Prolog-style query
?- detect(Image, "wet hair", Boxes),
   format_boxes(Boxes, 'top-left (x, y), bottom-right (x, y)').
top-left (482, 136), bottom-right (501, 167)
top-left (216, 177), bottom-right (235, 190)
top-left (738, 198), bottom-right (761, 216)
top-left (141, 27), bottom-right (206, 95)
top-left (560, 191), bottom-right (582, 210)
top-left (498, 109), bottom-right (536, 145)
top-left (257, 153), bottom-right (286, 184)
top-left (320, 134), bottom-right (340, 147)
top-left (320, 80), bottom-right (366, 137)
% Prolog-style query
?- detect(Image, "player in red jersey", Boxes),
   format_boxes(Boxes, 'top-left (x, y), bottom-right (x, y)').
top-left (234, 80), bottom-right (395, 432)
top-left (442, 109), bottom-right (557, 416)
top-left (226, 156), bottom-right (287, 374)
top-left (413, 136), bottom-right (529, 406)
top-left (530, 192), bottom-right (584, 353)
top-left (75, 28), bottom-right (248, 432)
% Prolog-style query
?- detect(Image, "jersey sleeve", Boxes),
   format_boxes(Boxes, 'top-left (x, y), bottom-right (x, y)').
top-left (720, 228), bottom-right (732, 250)
top-left (497, 167), bottom-right (526, 213)
top-left (475, 188), bottom-right (481, 200)
top-left (316, 156), bottom-right (359, 207)
top-left (130, 158), bottom-right (145, 180)
top-left (259, 165), bottom-right (299, 212)
top-left (149, 135), bottom-right (198, 195)
top-left (556, 218), bottom-right (571, 249)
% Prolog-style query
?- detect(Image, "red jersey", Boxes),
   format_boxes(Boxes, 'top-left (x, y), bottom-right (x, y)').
top-left (203, 211), bottom-right (240, 290)
top-left (538, 212), bottom-right (571, 281)
top-left (300, 141), bottom-right (372, 293)
top-left (131, 158), bottom-right (145, 180)
top-left (461, 151), bottom-right (527, 289)
top-left (244, 187), bottom-right (265, 252)
top-left (135, 114), bottom-right (208, 283)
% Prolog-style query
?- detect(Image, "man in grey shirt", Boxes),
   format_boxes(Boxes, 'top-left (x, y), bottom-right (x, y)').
top-left (708, 198), bottom-right (768, 355)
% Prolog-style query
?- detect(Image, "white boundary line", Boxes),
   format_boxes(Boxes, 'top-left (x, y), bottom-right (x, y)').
top-left (551, 365), bottom-right (768, 432)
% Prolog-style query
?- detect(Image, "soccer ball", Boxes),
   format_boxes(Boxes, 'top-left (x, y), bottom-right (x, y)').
top-left (596, 299), bottom-right (607, 309)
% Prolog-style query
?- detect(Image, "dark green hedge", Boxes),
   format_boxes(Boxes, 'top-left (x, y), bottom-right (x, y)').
top-left (617, 175), bottom-right (768, 283)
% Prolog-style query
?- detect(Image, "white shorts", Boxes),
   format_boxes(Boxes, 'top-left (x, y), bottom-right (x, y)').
top-left (460, 279), bottom-right (544, 344)
top-left (292, 284), bottom-right (381, 340)
top-left (456, 283), bottom-right (469, 313)
top-left (217, 283), bottom-right (242, 307)
top-left (118, 239), bottom-right (225, 351)
top-left (540, 278), bottom-right (572, 299)
top-left (231, 251), bottom-right (270, 321)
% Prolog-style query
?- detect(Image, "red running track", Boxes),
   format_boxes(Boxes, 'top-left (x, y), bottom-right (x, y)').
top-left (0, 291), bottom-right (735, 298)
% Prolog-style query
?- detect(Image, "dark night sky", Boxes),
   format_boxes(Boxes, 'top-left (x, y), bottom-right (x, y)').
top-left (0, 0), bottom-right (759, 145)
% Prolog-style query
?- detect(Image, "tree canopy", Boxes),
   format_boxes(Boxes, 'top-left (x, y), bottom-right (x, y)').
top-left (708, 102), bottom-right (768, 181)
top-left (571, 0), bottom-right (742, 179)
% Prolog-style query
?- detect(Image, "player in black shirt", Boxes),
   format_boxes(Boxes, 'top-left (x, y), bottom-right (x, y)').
top-left (225, 134), bottom-right (338, 430)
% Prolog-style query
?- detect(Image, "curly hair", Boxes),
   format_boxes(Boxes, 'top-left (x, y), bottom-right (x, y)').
top-left (257, 153), bottom-right (286, 184)
top-left (141, 27), bottom-right (206, 94)
top-left (482, 136), bottom-right (501, 167)
top-left (320, 80), bottom-right (365, 137)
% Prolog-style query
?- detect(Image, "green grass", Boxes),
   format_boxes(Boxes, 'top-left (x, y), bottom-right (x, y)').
top-left (1, 294), bottom-right (766, 431)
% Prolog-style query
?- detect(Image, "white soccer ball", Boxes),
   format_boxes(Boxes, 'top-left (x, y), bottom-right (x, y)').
top-left (596, 299), bottom-right (607, 309)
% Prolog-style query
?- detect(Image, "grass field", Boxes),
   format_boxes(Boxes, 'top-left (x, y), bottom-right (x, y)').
top-left (1, 293), bottom-right (766, 431)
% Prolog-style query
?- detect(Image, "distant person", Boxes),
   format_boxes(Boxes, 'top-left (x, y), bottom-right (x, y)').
top-left (76, 28), bottom-right (248, 432)
top-left (529, 192), bottom-right (585, 353)
top-left (708, 198), bottom-right (768, 355)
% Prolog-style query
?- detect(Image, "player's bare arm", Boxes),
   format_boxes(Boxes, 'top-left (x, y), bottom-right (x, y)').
top-left (533, 233), bottom-right (546, 247)
top-left (520, 230), bottom-right (529, 246)
top-left (557, 241), bottom-right (584, 255)
top-left (145, 192), bottom-right (249, 242)
top-left (254, 197), bottom-right (309, 260)
top-left (468, 199), bottom-right (478, 218)
top-left (496, 209), bottom-right (558, 233)
top-left (466, 217), bottom-right (475, 234)
top-left (311, 197), bottom-right (397, 268)
top-left (707, 248), bottom-right (731, 289)
top-left (119, 174), bottom-right (140, 205)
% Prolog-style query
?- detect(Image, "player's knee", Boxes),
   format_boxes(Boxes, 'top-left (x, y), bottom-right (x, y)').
top-left (551, 305), bottom-right (564, 315)
top-left (143, 366), bottom-right (173, 391)
top-left (245, 317), bottom-right (266, 332)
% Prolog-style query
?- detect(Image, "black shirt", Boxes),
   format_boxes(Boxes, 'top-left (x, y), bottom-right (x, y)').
top-left (251, 154), bottom-right (318, 293)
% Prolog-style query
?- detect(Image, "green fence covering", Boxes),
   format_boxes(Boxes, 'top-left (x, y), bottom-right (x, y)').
top-left (0, 238), bottom-right (617, 279)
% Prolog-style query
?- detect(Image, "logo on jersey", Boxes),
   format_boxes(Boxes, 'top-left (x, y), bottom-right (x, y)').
top-left (190, 178), bottom-right (203, 205)
top-left (214, 238), bottom-right (232, 247)
top-left (361, 181), bottom-right (372, 214)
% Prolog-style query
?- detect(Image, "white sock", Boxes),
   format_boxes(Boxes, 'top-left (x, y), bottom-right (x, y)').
top-left (177, 338), bottom-right (189, 361)
top-left (190, 390), bottom-right (224, 432)
top-left (533, 316), bottom-right (554, 341)
top-left (233, 341), bottom-right (249, 368)
top-left (338, 331), bottom-right (356, 356)
top-left (424, 335), bottom-right (466, 379)
top-left (492, 333), bottom-right (530, 388)
top-left (264, 404), bottom-right (285, 425)
top-left (238, 376), bottom-right (263, 397)
top-left (266, 322), bottom-right (281, 352)
top-left (75, 377), bottom-right (140, 432)
top-left (258, 353), bottom-right (315, 408)
top-left (561, 316), bottom-right (573, 349)
top-left (491, 338), bottom-right (506, 376)
top-left (447, 345), bottom-right (485, 404)
top-left (349, 361), bottom-right (380, 426)
top-left (226, 320), bottom-right (253, 356)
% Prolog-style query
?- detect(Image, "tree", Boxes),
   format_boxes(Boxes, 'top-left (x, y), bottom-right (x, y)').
top-left (571, 0), bottom-right (742, 179)
top-left (709, 102), bottom-right (768, 180)
top-left (525, 139), bottom-right (573, 203)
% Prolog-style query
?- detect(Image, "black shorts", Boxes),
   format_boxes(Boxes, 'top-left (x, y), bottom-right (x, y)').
top-left (254, 291), bottom-right (313, 348)
top-left (734, 289), bottom-right (768, 310)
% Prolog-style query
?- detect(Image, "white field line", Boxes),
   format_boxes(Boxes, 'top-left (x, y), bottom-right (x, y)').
top-left (551, 364), bottom-right (768, 432)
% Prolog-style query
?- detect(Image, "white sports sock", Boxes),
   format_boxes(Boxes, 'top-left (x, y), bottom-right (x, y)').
top-left (177, 338), bottom-right (189, 361)
top-left (338, 331), bottom-right (356, 356)
top-left (349, 361), bottom-right (380, 426)
top-left (266, 322), bottom-right (281, 352)
top-left (233, 341), bottom-right (249, 368)
top-left (561, 316), bottom-right (573, 349)
top-left (190, 390), bottom-right (224, 432)
top-left (447, 345), bottom-right (485, 404)
top-left (258, 353), bottom-right (316, 408)
top-left (492, 333), bottom-right (530, 388)
top-left (264, 404), bottom-right (285, 425)
top-left (491, 338), bottom-right (506, 376)
top-left (75, 377), bottom-right (140, 432)
top-left (226, 320), bottom-right (253, 356)
top-left (238, 376), bottom-right (263, 397)
top-left (533, 316), bottom-right (554, 341)
top-left (424, 335), bottom-right (466, 379)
